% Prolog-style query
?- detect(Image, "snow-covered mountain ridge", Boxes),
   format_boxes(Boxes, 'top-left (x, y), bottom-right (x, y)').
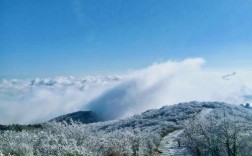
top-left (87, 101), bottom-right (252, 133)
top-left (1, 101), bottom-right (252, 156)
top-left (49, 101), bottom-right (246, 132)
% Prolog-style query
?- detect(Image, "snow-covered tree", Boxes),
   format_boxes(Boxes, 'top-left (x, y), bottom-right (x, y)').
top-left (183, 108), bottom-right (252, 156)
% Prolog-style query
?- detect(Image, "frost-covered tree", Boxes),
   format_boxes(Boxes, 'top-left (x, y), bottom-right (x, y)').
top-left (0, 121), bottom-right (161, 156)
top-left (183, 109), bottom-right (252, 156)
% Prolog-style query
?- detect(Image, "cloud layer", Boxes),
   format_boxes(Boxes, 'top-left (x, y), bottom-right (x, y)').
top-left (1, 58), bottom-right (252, 124)
top-left (0, 76), bottom-right (122, 124)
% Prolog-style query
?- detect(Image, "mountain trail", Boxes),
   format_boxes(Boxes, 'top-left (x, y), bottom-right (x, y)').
top-left (157, 129), bottom-right (190, 156)
top-left (157, 108), bottom-right (213, 156)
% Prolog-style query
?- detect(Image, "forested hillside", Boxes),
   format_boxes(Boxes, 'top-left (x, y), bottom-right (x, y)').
top-left (0, 102), bottom-right (252, 156)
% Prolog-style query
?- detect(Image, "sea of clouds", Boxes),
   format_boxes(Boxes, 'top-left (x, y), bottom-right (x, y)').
top-left (1, 58), bottom-right (252, 124)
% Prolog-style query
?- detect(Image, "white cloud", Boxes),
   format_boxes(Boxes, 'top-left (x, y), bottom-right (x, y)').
top-left (1, 58), bottom-right (252, 124)
top-left (0, 76), bottom-right (122, 124)
top-left (85, 58), bottom-right (252, 120)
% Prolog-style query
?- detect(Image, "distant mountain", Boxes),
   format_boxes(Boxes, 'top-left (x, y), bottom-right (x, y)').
top-left (49, 111), bottom-right (102, 124)
top-left (0, 124), bottom-right (42, 131)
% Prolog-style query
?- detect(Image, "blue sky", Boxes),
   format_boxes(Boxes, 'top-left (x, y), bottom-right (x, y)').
top-left (1, 0), bottom-right (252, 78)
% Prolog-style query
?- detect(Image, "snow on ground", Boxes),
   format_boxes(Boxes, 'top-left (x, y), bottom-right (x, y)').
top-left (157, 107), bottom-right (214, 156)
top-left (158, 129), bottom-right (190, 156)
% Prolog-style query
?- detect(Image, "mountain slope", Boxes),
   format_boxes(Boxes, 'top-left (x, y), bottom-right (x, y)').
top-left (1, 101), bottom-right (252, 156)
top-left (93, 102), bottom-right (239, 132)
top-left (86, 101), bottom-right (252, 155)
top-left (49, 111), bottom-right (101, 124)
